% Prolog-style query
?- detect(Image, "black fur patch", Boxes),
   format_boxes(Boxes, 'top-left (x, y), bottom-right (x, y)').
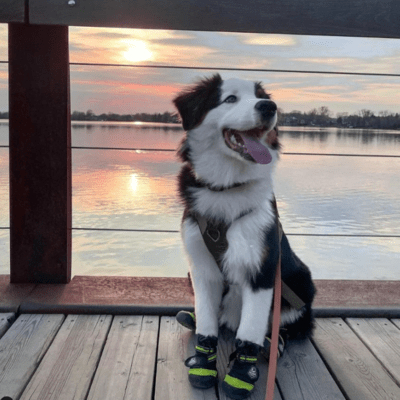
top-left (247, 218), bottom-right (280, 291)
top-left (178, 164), bottom-right (205, 210)
top-left (177, 137), bottom-right (190, 163)
top-left (270, 126), bottom-right (281, 151)
top-left (284, 303), bottom-right (315, 339)
top-left (173, 74), bottom-right (222, 131)
top-left (280, 232), bottom-right (316, 306)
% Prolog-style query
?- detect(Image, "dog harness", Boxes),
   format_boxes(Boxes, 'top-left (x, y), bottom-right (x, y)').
top-left (193, 199), bottom-right (305, 310)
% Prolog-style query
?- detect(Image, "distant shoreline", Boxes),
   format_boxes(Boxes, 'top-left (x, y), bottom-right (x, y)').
top-left (1, 107), bottom-right (400, 130)
top-left (1, 119), bottom-right (400, 133)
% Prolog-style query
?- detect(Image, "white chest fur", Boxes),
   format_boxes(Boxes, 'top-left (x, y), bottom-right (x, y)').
top-left (222, 201), bottom-right (275, 284)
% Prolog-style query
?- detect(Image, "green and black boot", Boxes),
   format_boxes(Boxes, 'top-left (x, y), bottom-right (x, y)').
top-left (221, 340), bottom-right (260, 399)
top-left (261, 332), bottom-right (286, 359)
top-left (176, 310), bottom-right (196, 331)
top-left (185, 335), bottom-right (218, 389)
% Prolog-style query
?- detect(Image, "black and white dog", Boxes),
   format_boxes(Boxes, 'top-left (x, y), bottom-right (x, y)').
top-left (174, 74), bottom-right (315, 398)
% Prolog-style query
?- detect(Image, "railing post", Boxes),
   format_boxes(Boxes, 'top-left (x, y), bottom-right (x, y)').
top-left (8, 23), bottom-right (71, 283)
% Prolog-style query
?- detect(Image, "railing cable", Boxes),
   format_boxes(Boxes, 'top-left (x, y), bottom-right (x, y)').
top-left (51, 227), bottom-right (400, 238)
top-left (70, 62), bottom-right (400, 78)
top-left (2, 60), bottom-right (400, 77)
top-left (71, 146), bottom-right (400, 158)
top-left (1, 226), bottom-right (400, 238)
top-left (2, 144), bottom-right (400, 158)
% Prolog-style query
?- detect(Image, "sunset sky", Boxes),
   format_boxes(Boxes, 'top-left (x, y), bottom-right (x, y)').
top-left (1, 24), bottom-right (400, 115)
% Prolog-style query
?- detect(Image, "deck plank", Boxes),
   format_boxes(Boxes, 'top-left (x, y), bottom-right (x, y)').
top-left (313, 318), bottom-right (400, 400)
top-left (277, 338), bottom-right (346, 400)
top-left (216, 329), bottom-right (282, 400)
top-left (346, 318), bottom-right (400, 385)
top-left (0, 313), bottom-right (15, 338)
top-left (87, 315), bottom-right (159, 400)
top-left (19, 314), bottom-right (112, 400)
top-left (0, 314), bottom-right (65, 400)
top-left (155, 316), bottom-right (218, 400)
top-left (391, 319), bottom-right (400, 330)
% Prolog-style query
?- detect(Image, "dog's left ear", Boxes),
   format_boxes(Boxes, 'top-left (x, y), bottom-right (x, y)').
top-left (255, 82), bottom-right (271, 99)
top-left (173, 74), bottom-right (222, 131)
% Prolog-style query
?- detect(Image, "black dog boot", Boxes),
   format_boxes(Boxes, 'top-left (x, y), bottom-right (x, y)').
top-left (261, 332), bottom-right (286, 359)
top-left (176, 310), bottom-right (196, 331)
top-left (185, 335), bottom-right (218, 389)
top-left (221, 340), bottom-right (260, 399)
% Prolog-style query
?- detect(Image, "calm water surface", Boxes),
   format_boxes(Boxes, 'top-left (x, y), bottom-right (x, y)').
top-left (0, 121), bottom-right (399, 279)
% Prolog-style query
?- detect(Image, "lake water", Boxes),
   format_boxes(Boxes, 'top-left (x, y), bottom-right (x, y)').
top-left (1, 121), bottom-right (399, 280)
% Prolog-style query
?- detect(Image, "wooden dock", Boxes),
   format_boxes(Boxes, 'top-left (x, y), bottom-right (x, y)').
top-left (1, 312), bottom-right (400, 400)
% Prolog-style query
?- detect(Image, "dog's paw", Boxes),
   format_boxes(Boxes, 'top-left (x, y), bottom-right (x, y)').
top-left (185, 335), bottom-right (218, 389)
top-left (221, 340), bottom-right (260, 399)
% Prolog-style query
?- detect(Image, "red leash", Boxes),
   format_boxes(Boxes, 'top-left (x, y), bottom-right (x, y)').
top-left (265, 224), bottom-right (282, 400)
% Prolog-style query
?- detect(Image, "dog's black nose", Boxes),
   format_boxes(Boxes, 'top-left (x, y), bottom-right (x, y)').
top-left (255, 100), bottom-right (277, 120)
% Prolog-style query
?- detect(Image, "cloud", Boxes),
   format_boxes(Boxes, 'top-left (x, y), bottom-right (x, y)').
top-left (293, 57), bottom-right (358, 67)
top-left (241, 35), bottom-right (297, 46)
top-left (70, 62), bottom-right (400, 114)
top-left (69, 27), bottom-right (206, 65)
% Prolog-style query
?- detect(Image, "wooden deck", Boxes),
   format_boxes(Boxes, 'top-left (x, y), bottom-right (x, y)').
top-left (1, 313), bottom-right (400, 400)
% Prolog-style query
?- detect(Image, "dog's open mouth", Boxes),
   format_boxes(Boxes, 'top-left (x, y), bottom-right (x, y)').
top-left (223, 127), bottom-right (272, 164)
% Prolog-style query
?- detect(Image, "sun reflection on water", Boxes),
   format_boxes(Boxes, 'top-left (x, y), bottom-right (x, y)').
top-left (130, 173), bottom-right (139, 192)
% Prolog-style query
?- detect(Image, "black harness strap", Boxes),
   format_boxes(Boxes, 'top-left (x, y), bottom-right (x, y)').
top-left (196, 215), bottom-right (229, 269)
top-left (194, 208), bottom-right (254, 270)
top-left (281, 281), bottom-right (305, 310)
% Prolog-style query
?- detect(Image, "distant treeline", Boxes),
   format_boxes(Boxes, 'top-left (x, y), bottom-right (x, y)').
top-left (279, 107), bottom-right (400, 130)
top-left (71, 110), bottom-right (179, 123)
top-left (1, 108), bottom-right (400, 129)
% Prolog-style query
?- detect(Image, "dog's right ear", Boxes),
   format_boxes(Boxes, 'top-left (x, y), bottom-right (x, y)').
top-left (173, 74), bottom-right (222, 131)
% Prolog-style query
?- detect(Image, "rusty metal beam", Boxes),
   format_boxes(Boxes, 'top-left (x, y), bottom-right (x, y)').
top-left (9, 23), bottom-right (71, 284)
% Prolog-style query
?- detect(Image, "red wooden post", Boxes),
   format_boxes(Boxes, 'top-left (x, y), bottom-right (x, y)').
top-left (8, 23), bottom-right (71, 283)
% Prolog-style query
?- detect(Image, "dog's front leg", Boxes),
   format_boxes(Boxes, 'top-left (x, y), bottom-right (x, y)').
top-left (182, 218), bottom-right (225, 337)
top-left (221, 284), bottom-right (273, 399)
top-left (182, 218), bottom-right (224, 388)
top-left (236, 285), bottom-right (273, 345)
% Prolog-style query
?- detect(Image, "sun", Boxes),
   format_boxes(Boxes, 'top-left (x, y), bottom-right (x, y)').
top-left (122, 39), bottom-right (153, 63)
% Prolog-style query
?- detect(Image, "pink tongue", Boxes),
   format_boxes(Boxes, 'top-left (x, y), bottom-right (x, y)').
top-left (241, 135), bottom-right (272, 164)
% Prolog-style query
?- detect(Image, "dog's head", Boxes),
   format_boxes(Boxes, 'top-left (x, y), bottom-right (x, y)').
top-left (174, 74), bottom-right (280, 168)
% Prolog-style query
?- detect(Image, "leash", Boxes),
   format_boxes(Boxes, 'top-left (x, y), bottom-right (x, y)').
top-left (265, 220), bottom-right (283, 400)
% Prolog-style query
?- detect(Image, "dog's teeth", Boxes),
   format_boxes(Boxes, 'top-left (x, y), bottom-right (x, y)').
top-left (230, 134), bottom-right (237, 145)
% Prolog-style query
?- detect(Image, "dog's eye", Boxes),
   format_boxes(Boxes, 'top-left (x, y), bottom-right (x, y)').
top-left (224, 95), bottom-right (237, 103)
